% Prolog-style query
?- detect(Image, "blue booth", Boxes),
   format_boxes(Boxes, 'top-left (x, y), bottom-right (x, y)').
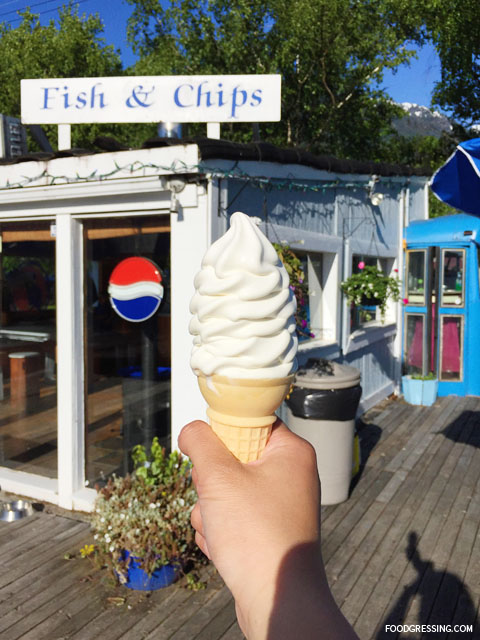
top-left (403, 213), bottom-right (480, 397)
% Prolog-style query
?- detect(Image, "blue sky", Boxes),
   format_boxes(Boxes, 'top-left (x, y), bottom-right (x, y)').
top-left (2, 0), bottom-right (442, 109)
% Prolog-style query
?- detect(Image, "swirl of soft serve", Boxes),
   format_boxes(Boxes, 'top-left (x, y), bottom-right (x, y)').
top-left (189, 211), bottom-right (298, 379)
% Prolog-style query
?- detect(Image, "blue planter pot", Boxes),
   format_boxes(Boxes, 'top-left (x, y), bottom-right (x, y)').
top-left (402, 375), bottom-right (438, 407)
top-left (119, 551), bottom-right (180, 590)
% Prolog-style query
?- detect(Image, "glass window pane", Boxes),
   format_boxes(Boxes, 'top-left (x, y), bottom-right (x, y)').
top-left (441, 250), bottom-right (465, 307)
top-left (306, 255), bottom-right (322, 339)
top-left (406, 251), bottom-right (426, 305)
top-left (440, 316), bottom-right (463, 381)
top-left (0, 221), bottom-right (57, 478)
top-left (297, 254), bottom-right (310, 341)
top-left (404, 314), bottom-right (424, 375)
top-left (84, 217), bottom-right (171, 486)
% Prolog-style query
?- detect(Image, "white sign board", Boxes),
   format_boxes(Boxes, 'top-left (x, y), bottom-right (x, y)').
top-left (21, 75), bottom-right (281, 124)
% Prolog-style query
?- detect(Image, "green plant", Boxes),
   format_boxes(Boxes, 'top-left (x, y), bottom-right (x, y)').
top-left (411, 372), bottom-right (437, 381)
top-left (340, 263), bottom-right (401, 322)
top-left (91, 438), bottom-right (205, 584)
top-left (273, 243), bottom-right (315, 340)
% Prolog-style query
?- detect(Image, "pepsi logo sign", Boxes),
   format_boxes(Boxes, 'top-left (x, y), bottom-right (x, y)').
top-left (108, 257), bottom-right (164, 323)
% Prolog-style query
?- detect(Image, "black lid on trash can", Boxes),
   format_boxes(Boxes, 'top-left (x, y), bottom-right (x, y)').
top-left (286, 359), bottom-right (362, 420)
top-left (293, 358), bottom-right (361, 390)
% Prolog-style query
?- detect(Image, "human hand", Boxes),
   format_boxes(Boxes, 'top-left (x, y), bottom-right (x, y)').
top-left (179, 419), bottom-right (358, 640)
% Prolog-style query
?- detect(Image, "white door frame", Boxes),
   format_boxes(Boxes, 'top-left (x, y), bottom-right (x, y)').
top-left (0, 172), bottom-right (208, 512)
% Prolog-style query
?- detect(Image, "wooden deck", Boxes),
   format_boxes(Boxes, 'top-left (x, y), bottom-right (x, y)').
top-left (1, 395), bottom-right (480, 639)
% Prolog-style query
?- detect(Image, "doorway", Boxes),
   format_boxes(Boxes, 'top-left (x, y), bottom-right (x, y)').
top-left (0, 221), bottom-right (57, 478)
top-left (403, 246), bottom-right (466, 395)
top-left (83, 217), bottom-right (171, 486)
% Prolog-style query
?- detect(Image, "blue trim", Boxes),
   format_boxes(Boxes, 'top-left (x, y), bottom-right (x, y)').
top-left (403, 223), bottom-right (480, 397)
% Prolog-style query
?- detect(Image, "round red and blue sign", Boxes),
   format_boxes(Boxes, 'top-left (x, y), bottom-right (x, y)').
top-left (108, 257), bottom-right (164, 323)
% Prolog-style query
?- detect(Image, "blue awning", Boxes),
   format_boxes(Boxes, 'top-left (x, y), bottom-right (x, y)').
top-left (430, 139), bottom-right (480, 216)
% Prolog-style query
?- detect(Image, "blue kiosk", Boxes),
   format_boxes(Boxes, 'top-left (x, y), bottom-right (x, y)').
top-left (403, 213), bottom-right (480, 397)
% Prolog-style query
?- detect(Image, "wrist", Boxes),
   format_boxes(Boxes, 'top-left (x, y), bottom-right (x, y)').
top-left (237, 542), bottom-right (328, 640)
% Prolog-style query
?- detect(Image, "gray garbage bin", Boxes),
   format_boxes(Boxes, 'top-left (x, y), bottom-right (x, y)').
top-left (286, 358), bottom-right (362, 505)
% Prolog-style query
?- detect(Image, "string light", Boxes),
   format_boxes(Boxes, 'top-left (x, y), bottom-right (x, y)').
top-left (0, 158), bottom-right (411, 193)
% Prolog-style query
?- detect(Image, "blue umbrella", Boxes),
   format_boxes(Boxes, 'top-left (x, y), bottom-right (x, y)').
top-left (430, 138), bottom-right (480, 216)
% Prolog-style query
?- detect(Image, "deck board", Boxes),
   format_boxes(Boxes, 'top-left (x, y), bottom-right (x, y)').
top-left (1, 395), bottom-right (479, 639)
top-left (339, 400), bottom-right (475, 628)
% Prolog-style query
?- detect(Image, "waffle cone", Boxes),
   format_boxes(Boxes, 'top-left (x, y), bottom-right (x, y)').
top-left (197, 374), bottom-right (294, 463)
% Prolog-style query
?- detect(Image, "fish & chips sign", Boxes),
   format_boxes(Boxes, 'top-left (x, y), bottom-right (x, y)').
top-left (21, 75), bottom-right (281, 124)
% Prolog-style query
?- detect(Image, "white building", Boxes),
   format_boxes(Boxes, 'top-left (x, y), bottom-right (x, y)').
top-left (0, 138), bottom-right (429, 510)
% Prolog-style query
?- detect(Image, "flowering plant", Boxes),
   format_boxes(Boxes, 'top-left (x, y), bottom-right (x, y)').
top-left (340, 263), bottom-right (401, 322)
top-left (273, 243), bottom-right (315, 339)
top-left (91, 438), bottom-right (204, 583)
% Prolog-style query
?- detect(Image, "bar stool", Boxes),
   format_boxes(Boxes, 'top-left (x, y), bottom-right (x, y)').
top-left (9, 352), bottom-right (41, 413)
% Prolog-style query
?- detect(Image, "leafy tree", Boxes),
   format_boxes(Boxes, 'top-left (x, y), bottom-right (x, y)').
top-left (426, 0), bottom-right (480, 128)
top-left (126, 0), bottom-right (427, 160)
top-left (0, 3), bottom-right (142, 150)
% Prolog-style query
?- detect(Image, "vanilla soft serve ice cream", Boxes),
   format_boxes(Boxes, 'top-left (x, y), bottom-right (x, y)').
top-left (189, 211), bottom-right (297, 380)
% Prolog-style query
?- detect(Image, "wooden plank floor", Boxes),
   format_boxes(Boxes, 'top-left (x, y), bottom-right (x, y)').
top-left (1, 395), bottom-right (479, 639)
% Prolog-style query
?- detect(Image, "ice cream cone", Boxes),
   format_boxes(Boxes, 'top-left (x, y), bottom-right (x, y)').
top-left (197, 374), bottom-right (294, 463)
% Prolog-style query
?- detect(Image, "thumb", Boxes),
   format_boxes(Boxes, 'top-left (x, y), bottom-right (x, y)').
top-left (178, 420), bottom-right (240, 475)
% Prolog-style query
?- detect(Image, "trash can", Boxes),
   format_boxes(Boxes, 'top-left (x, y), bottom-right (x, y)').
top-left (286, 358), bottom-right (362, 505)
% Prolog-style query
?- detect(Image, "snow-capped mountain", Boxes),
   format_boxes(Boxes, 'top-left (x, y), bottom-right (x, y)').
top-left (393, 102), bottom-right (453, 138)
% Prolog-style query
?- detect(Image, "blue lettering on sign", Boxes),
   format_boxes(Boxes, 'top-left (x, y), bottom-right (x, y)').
top-left (172, 81), bottom-right (264, 117)
top-left (231, 86), bottom-right (247, 118)
top-left (90, 83), bottom-right (107, 108)
top-left (197, 81), bottom-right (213, 107)
top-left (126, 85), bottom-right (155, 108)
top-left (62, 86), bottom-right (71, 109)
top-left (42, 87), bottom-right (59, 109)
top-left (217, 83), bottom-right (226, 106)
top-left (76, 92), bottom-right (87, 109)
top-left (41, 84), bottom-right (107, 110)
top-left (174, 84), bottom-right (194, 107)
top-left (250, 89), bottom-right (262, 106)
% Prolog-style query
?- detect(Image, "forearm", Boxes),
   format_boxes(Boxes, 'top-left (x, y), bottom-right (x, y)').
top-left (239, 543), bottom-right (359, 640)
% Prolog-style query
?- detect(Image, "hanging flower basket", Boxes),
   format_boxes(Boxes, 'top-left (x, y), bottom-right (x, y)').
top-left (341, 264), bottom-right (400, 322)
top-left (360, 295), bottom-right (382, 307)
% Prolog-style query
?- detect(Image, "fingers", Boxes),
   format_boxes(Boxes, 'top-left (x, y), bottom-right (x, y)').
top-left (179, 420), bottom-right (240, 474)
top-left (190, 502), bottom-right (203, 536)
top-left (262, 419), bottom-right (305, 457)
top-left (195, 530), bottom-right (211, 559)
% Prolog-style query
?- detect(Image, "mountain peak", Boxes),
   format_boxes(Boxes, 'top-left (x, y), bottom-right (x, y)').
top-left (393, 102), bottom-right (452, 138)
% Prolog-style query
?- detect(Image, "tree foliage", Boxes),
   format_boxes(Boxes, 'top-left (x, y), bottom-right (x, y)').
top-left (0, 3), bottom-right (138, 149)
top-left (1, 0), bottom-right (476, 180)
top-left (426, 0), bottom-right (480, 127)
top-left (126, 0), bottom-right (427, 160)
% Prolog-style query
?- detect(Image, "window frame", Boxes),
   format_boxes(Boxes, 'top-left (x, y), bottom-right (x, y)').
top-left (440, 248), bottom-right (466, 309)
top-left (403, 312), bottom-right (426, 376)
top-left (439, 314), bottom-right (464, 382)
top-left (405, 249), bottom-right (427, 307)
top-left (294, 248), bottom-right (339, 348)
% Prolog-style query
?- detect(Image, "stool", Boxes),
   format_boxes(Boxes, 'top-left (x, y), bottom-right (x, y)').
top-left (9, 352), bottom-right (41, 413)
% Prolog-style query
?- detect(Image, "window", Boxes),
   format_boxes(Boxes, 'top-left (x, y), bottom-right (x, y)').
top-left (406, 250), bottom-right (426, 306)
top-left (441, 249), bottom-right (465, 308)
top-left (294, 250), bottom-right (337, 344)
top-left (0, 221), bottom-right (57, 479)
top-left (83, 217), bottom-right (171, 486)
top-left (348, 255), bottom-right (397, 330)
top-left (404, 314), bottom-right (425, 375)
top-left (440, 316), bottom-right (463, 381)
